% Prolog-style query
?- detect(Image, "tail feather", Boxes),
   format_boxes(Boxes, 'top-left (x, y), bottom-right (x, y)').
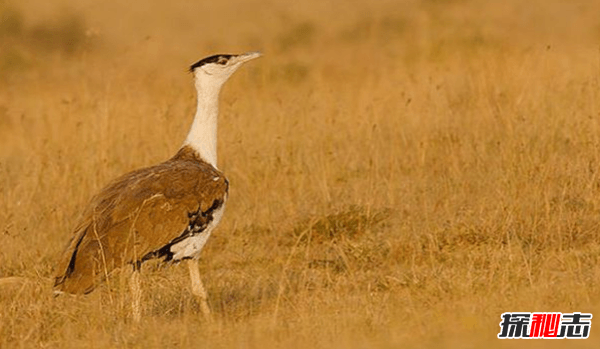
top-left (53, 269), bottom-right (97, 294)
top-left (54, 224), bottom-right (104, 295)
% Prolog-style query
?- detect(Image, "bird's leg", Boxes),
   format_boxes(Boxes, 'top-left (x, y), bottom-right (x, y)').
top-left (187, 259), bottom-right (211, 318)
top-left (130, 264), bottom-right (142, 322)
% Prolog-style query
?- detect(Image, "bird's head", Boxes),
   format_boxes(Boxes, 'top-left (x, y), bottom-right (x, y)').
top-left (190, 52), bottom-right (261, 89)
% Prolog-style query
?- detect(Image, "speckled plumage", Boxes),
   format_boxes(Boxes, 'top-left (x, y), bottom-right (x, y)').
top-left (53, 52), bottom-right (260, 309)
top-left (54, 146), bottom-right (228, 294)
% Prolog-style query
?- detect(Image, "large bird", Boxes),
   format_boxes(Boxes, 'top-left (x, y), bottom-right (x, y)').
top-left (54, 52), bottom-right (261, 319)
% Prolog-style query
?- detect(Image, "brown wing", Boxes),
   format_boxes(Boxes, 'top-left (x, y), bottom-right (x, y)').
top-left (54, 148), bottom-right (228, 294)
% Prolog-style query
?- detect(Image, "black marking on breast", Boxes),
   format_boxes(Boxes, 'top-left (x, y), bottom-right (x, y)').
top-left (140, 198), bottom-right (224, 263)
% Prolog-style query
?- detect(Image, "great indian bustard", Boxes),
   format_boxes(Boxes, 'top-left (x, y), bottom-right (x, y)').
top-left (53, 51), bottom-right (261, 319)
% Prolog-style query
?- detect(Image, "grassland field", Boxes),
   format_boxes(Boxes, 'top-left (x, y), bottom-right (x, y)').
top-left (2, 0), bottom-right (600, 348)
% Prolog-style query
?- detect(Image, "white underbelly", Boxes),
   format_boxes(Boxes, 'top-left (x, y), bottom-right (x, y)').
top-left (170, 203), bottom-right (226, 260)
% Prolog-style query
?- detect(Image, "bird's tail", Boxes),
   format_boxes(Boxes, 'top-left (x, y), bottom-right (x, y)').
top-left (53, 224), bottom-right (105, 295)
top-left (54, 266), bottom-right (98, 295)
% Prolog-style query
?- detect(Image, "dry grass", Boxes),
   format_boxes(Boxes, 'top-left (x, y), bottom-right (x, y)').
top-left (2, 0), bottom-right (600, 347)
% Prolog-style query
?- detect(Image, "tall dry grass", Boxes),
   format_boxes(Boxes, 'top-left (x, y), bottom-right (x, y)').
top-left (2, 0), bottom-right (600, 347)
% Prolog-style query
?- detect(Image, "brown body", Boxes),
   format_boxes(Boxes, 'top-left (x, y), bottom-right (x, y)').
top-left (54, 146), bottom-right (228, 294)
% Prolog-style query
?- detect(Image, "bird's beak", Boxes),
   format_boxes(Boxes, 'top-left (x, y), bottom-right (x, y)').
top-left (234, 51), bottom-right (262, 64)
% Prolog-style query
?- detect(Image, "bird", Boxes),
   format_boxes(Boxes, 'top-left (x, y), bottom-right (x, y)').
top-left (53, 51), bottom-right (262, 319)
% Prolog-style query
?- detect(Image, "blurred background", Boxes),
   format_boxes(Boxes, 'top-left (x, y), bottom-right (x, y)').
top-left (2, 0), bottom-right (600, 348)
top-left (2, 0), bottom-right (599, 80)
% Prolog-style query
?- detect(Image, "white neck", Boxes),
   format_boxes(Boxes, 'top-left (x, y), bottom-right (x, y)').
top-left (183, 78), bottom-right (222, 167)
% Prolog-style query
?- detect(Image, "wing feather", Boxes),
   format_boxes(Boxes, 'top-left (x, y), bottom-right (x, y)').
top-left (54, 150), bottom-right (228, 294)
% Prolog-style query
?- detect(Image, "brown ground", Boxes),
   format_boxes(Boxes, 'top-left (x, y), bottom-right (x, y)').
top-left (1, 0), bottom-right (600, 347)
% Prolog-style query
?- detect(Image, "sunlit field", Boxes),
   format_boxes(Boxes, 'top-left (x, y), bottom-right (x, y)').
top-left (2, 0), bottom-right (600, 347)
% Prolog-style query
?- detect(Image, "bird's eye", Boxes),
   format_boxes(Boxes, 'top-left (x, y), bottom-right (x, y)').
top-left (217, 57), bottom-right (228, 65)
